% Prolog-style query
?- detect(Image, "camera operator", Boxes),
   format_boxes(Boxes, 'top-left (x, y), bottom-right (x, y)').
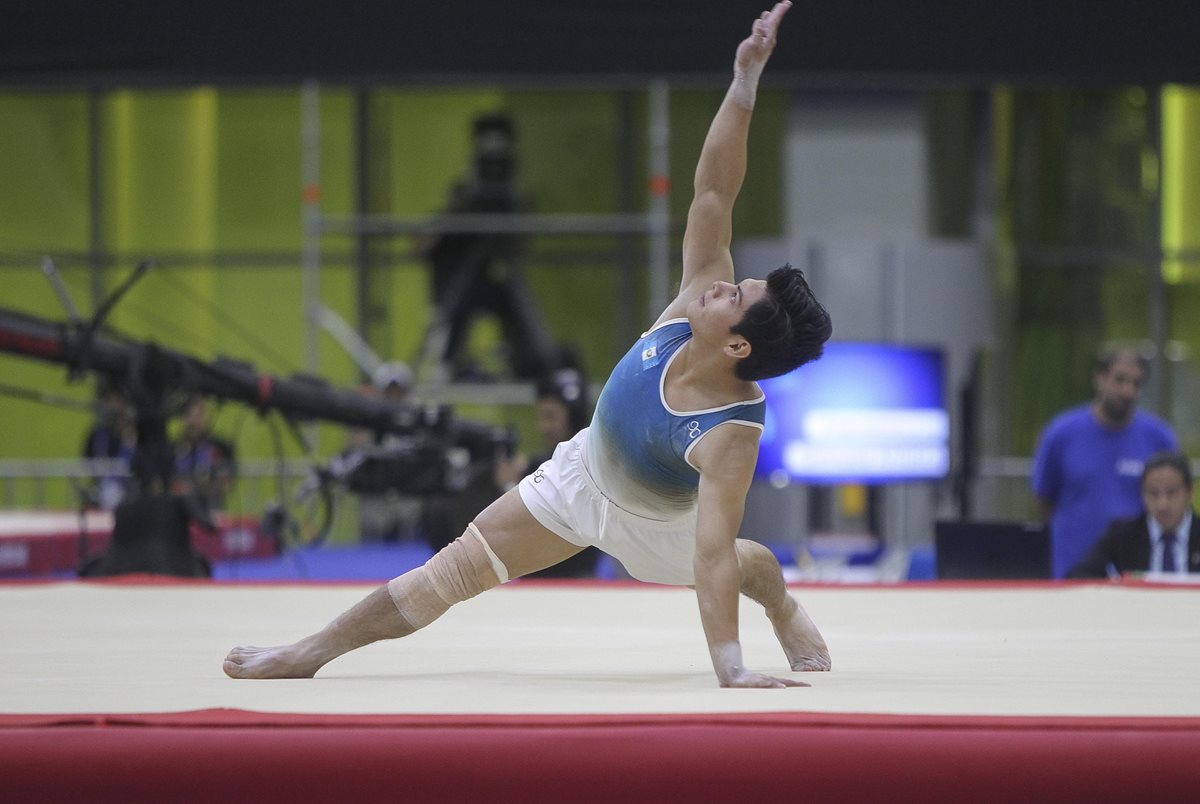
top-left (422, 112), bottom-right (563, 382)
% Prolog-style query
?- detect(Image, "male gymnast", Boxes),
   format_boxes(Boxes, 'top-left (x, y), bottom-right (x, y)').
top-left (225, 0), bottom-right (833, 689)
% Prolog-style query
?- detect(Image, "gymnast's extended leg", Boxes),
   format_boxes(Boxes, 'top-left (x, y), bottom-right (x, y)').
top-left (735, 539), bottom-right (831, 671)
top-left (223, 488), bottom-right (582, 679)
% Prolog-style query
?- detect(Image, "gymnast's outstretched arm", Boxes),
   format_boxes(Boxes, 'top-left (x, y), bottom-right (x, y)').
top-left (657, 0), bottom-right (791, 327)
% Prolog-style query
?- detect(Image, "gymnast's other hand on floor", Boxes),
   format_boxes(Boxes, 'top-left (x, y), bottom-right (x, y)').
top-left (720, 668), bottom-right (810, 689)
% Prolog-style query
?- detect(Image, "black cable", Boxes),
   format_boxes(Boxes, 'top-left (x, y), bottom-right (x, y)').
top-left (70, 260), bottom-right (152, 374)
top-left (151, 268), bottom-right (296, 373)
top-left (277, 414), bottom-right (335, 551)
top-left (0, 382), bottom-right (96, 413)
top-left (119, 303), bottom-right (226, 358)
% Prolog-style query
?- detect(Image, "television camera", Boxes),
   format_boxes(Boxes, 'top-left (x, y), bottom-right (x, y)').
top-left (0, 259), bottom-right (515, 575)
top-left (326, 407), bottom-right (516, 499)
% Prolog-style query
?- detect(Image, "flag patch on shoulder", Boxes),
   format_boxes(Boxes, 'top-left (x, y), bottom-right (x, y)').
top-left (641, 339), bottom-right (665, 369)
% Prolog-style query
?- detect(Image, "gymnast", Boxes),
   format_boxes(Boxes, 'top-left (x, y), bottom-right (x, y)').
top-left (225, 0), bottom-right (832, 689)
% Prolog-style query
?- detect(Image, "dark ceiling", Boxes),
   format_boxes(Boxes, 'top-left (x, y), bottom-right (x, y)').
top-left (3, 0), bottom-right (1199, 87)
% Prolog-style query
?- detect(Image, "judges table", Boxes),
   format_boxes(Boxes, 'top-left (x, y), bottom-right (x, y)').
top-left (0, 509), bottom-right (275, 577)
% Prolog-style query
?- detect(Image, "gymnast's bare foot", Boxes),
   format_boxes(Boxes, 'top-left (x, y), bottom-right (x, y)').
top-left (223, 643), bottom-right (324, 679)
top-left (772, 598), bottom-right (831, 672)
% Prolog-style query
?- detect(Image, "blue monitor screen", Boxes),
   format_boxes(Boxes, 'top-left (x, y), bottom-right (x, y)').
top-left (756, 342), bottom-right (948, 483)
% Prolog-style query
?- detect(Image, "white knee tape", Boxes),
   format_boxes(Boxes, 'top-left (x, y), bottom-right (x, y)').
top-left (386, 525), bottom-right (508, 631)
top-left (466, 522), bottom-right (510, 584)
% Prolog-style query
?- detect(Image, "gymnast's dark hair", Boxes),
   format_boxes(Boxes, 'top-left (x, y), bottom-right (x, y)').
top-left (730, 264), bottom-right (832, 382)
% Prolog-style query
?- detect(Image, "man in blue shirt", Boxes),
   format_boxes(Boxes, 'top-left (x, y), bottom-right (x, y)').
top-left (225, 2), bottom-right (834, 689)
top-left (1032, 347), bottom-right (1177, 578)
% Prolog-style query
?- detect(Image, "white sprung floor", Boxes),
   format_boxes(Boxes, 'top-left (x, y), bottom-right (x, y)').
top-left (2, 581), bottom-right (1198, 718)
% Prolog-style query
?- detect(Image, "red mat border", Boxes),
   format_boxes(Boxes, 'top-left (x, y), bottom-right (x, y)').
top-left (4, 573), bottom-right (1198, 591)
top-left (3, 709), bottom-right (1198, 804)
top-left (4, 707), bottom-right (1200, 732)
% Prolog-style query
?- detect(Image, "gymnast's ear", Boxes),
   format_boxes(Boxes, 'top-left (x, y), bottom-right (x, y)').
top-left (724, 336), bottom-right (751, 360)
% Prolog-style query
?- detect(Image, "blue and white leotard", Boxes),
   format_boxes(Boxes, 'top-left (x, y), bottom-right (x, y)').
top-left (585, 319), bottom-right (765, 519)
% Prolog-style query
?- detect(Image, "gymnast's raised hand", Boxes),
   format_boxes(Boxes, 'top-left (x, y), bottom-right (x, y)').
top-left (733, 1), bottom-right (791, 92)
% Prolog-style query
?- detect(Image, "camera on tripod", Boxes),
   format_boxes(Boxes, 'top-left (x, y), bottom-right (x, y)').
top-left (329, 403), bottom-right (517, 497)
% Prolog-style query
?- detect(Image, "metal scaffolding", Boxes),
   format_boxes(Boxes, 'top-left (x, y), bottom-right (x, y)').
top-left (298, 81), bottom-right (673, 394)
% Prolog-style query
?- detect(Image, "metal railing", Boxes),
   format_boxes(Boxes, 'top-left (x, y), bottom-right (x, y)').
top-left (0, 458), bottom-right (312, 513)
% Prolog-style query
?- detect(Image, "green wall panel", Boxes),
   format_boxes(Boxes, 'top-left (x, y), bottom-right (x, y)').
top-left (0, 93), bottom-right (90, 253)
top-left (0, 84), bottom-right (792, 513)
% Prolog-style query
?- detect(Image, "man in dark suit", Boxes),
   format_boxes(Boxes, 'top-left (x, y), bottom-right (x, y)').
top-left (1069, 451), bottom-right (1200, 578)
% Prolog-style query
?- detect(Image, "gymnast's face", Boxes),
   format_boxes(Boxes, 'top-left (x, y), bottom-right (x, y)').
top-left (1142, 465), bottom-right (1191, 533)
top-left (688, 279), bottom-right (767, 344)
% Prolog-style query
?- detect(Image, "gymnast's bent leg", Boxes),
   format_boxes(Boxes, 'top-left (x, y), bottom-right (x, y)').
top-left (735, 538), bottom-right (831, 671)
top-left (223, 488), bottom-right (582, 680)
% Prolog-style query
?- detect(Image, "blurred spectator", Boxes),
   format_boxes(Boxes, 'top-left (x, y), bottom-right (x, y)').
top-left (172, 395), bottom-right (236, 512)
top-left (373, 361), bottom-right (415, 404)
top-left (1069, 451), bottom-right (1200, 578)
top-left (81, 379), bottom-right (136, 509)
top-left (1032, 347), bottom-right (1177, 578)
top-left (512, 369), bottom-right (600, 578)
top-left (490, 368), bottom-right (591, 487)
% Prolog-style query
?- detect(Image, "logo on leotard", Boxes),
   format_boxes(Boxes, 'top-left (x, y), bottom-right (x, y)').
top-left (641, 340), bottom-right (664, 369)
top-left (687, 420), bottom-right (702, 439)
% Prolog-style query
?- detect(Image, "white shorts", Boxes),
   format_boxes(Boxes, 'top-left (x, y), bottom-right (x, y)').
top-left (518, 428), bottom-right (698, 586)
